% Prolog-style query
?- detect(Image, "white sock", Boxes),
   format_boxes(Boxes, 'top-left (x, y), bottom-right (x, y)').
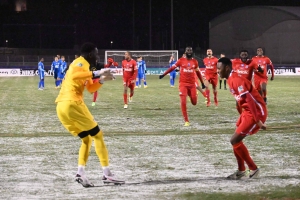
top-left (103, 167), bottom-right (112, 176)
top-left (77, 165), bottom-right (85, 176)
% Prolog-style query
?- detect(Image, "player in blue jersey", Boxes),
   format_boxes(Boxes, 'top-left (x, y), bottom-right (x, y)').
top-left (38, 58), bottom-right (45, 90)
top-left (169, 54), bottom-right (177, 87)
top-left (51, 56), bottom-right (61, 89)
top-left (135, 56), bottom-right (148, 88)
top-left (57, 55), bottom-right (67, 86)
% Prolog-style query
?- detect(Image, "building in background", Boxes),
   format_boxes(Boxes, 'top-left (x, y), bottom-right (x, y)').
top-left (209, 6), bottom-right (300, 64)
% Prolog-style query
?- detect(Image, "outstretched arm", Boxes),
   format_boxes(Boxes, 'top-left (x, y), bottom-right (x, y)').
top-left (159, 65), bottom-right (177, 79)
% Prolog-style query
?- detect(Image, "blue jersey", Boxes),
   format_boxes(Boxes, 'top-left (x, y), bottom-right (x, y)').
top-left (169, 60), bottom-right (177, 75)
top-left (137, 60), bottom-right (146, 74)
top-left (60, 61), bottom-right (67, 74)
top-left (58, 61), bottom-right (67, 79)
top-left (51, 61), bottom-right (60, 72)
top-left (38, 61), bottom-right (45, 79)
top-left (169, 60), bottom-right (177, 67)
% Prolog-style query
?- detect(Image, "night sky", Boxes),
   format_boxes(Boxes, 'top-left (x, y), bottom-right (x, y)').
top-left (0, 0), bottom-right (299, 50)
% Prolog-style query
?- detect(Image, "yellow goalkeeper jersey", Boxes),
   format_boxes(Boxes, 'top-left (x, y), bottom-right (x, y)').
top-left (55, 56), bottom-right (101, 102)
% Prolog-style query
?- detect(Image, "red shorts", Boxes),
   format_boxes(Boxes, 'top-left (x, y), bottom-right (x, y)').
top-left (205, 74), bottom-right (218, 88)
top-left (123, 78), bottom-right (135, 88)
top-left (254, 77), bottom-right (268, 90)
top-left (179, 84), bottom-right (197, 97)
top-left (235, 110), bottom-right (267, 135)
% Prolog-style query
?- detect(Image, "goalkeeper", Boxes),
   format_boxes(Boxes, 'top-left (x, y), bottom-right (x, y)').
top-left (55, 42), bottom-right (124, 187)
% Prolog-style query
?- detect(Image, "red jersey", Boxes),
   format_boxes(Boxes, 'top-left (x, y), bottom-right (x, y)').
top-left (231, 58), bottom-right (258, 81)
top-left (203, 56), bottom-right (218, 76)
top-left (122, 59), bottom-right (137, 79)
top-left (173, 58), bottom-right (199, 86)
top-left (252, 56), bottom-right (274, 79)
top-left (228, 72), bottom-right (267, 122)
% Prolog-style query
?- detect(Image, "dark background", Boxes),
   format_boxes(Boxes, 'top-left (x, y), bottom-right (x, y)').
top-left (0, 0), bottom-right (299, 50)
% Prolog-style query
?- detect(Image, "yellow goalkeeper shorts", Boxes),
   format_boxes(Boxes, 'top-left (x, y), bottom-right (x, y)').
top-left (56, 100), bottom-right (97, 136)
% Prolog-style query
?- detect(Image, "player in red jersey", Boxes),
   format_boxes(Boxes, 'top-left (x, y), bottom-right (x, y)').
top-left (231, 50), bottom-right (263, 81)
top-left (122, 51), bottom-right (137, 109)
top-left (159, 47), bottom-right (205, 126)
top-left (231, 50), bottom-right (263, 113)
top-left (217, 57), bottom-right (267, 180)
top-left (252, 47), bottom-right (275, 104)
top-left (203, 49), bottom-right (219, 107)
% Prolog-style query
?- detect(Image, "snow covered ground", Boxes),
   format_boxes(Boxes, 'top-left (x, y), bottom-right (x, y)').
top-left (1, 133), bottom-right (299, 199)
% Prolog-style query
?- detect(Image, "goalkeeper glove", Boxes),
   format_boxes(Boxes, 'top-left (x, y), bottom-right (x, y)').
top-left (159, 74), bottom-right (165, 79)
top-left (92, 69), bottom-right (111, 78)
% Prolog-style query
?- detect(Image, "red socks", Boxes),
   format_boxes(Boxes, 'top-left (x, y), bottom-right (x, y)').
top-left (205, 89), bottom-right (210, 102)
top-left (180, 95), bottom-right (188, 122)
top-left (233, 142), bottom-right (257, 170)
top-left (123, 94), bottom-right (128, 104)
top-left (93, 91), bottom-right (98, 102)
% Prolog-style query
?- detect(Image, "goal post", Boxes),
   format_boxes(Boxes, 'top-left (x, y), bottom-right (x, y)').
top-left (104, 50), bottom-right (178, 67)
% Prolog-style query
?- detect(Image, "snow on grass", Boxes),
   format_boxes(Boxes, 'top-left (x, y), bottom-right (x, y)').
top-left (0, 133), bottom-right (299, 199)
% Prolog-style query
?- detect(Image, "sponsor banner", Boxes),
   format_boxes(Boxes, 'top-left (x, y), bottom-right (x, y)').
top-left (143, 68), bottom-right (205, 75)
top-left (0, 68), bottom-right (21, 76)
top-left (1, 66), bottom-right (299, 76)
top-left (20, 69), bottom-right (54, 76)
top-left (267, 66), bottom-right (298, 75)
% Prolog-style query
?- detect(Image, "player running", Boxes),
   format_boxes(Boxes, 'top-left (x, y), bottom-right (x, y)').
top-left (122, 51), bottom-right (138, 109)
top-left (251, 47), bottom-right (275, 104)
top-left (55, 42), bottom-right (124, 187)
top-left (135, 56), bottom-right (148, 88)
top-left (217, 57), bottom-right (267, 180)
top-left (203, 49), bottom-right (219, 107)
top-left (231, 50), bottom-right (263, 114)
top-left (159, 46), bottom-right (205, 126)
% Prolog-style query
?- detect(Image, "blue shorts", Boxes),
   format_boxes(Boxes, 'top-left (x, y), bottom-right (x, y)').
top-left (58, 72), bottom-right (65, 79)
top-left (138, 73), bottom-right (146, 80)
top-left (54, 71), bottom-right (59, 79)
top-left (170, 71), bottom-right (176, 79)
top-left (39, 73), bottom-right (44, 79)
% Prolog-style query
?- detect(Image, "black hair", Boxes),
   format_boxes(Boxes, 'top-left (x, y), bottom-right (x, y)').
top-left (239, 49), bottom-right (248, 54)
top-left (80, 42), bottom-right (96, 54)
top-left (218, 57), bottom-right (232, 69)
